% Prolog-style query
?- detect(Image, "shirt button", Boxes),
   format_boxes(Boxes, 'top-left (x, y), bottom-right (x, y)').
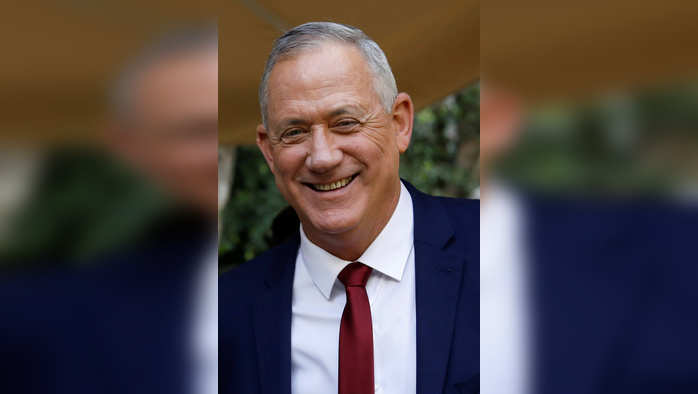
top-left (375, 384), bottom-right (381, 393)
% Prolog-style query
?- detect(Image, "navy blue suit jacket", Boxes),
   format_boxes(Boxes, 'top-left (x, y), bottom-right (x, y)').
top-left (219, 182), bottom-right (480, 394)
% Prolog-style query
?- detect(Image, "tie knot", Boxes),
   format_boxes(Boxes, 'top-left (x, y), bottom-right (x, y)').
top-left (338, 262), bottom-right (372, 287)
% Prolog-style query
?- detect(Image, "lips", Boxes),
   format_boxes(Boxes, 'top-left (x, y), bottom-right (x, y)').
top-left (304, 173), bottom-right (358, 192)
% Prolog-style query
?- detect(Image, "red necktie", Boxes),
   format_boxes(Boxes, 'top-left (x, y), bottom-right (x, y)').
top-left (338, 262), bottom-right (374, 394)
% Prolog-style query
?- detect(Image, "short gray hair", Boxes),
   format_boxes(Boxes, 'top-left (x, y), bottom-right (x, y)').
top-left (259, 22), bottom-right (398, 128)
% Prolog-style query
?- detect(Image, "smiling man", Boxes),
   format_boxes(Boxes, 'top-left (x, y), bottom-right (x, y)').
top-left (219, 22), bottom-right (479, 394)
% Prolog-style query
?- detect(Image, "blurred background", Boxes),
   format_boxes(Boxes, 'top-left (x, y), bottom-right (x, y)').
top-left (0, 3), bottom-right (218, 394)
top-left (0, 5), bottom-right (218, 267)
top-left (498, 81), bottom-right (698, 198)
top-left (481, 2), bottom-right (698, 393)
top-left (482, 0), bottom-right (698, 200)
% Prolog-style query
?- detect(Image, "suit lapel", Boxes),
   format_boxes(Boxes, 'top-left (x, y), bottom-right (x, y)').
top-left (415, 241), bottom-right (466, 394)
top-left (406, 183), bottom-right (468, 394)
top-left (253, 237), bottom-right (298, 394)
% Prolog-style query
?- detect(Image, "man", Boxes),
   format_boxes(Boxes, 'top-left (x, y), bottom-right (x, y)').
top-left (219, 22), bottom-right (479, 394)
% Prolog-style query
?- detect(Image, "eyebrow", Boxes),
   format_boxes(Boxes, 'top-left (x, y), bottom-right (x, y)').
top-left (276, 118), bottom-right (307, 130)
top-left (329, 105), bottom-right (362, 118)
top-left (275, 106), bottom-right (362, 130)
top-left (329, 108), bottom-right (351, 117)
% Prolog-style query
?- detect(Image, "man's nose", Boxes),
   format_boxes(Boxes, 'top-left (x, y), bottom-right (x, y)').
top-left (305, 127), bottom-right (342, 173)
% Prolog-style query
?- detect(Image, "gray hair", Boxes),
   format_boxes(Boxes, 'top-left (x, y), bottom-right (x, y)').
top-left (259, 22), bottom-right (398, 128)
top-left (108, 25), bottom-right (218, 124)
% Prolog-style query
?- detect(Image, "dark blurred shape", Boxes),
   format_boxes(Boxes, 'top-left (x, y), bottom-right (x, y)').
top-left (267, 205), bottom-right (300, 248)
top-left (0, 226), bottom-right (209, 394)
top-left (526, 195), bottom-right (698, 394)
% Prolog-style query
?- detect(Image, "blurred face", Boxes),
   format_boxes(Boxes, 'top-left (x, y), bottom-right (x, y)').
top-left (257, 43), bottom-right (412, 254)
top-left (110, 48), bottom-right (219, 218)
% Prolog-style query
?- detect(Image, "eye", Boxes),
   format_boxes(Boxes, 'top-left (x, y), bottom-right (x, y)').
top-left (280, 128), bottom-right (307, 143)
top-left (284, 129), bottom-right (302, 137)
top-left (334, 119), bottom-right (359, 129)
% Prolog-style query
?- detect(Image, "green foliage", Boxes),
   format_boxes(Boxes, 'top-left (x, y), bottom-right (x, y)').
top-left (1, 147), bottom-right (173, 267)
top-left (218, 147), bottom-right (287, 265)
top-left (400, 83), bottom-right (480, 197)
top-left (219, 83), bottom-right (481, 269)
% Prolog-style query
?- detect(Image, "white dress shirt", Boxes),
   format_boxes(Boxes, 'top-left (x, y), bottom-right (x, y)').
top-left (291, 182), bottom-right (416, 394)
top-left (480, 183), bottom-right (531, 394)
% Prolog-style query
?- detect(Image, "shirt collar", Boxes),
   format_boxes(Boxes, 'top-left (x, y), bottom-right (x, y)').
top-left (299, 181), bottom-right (415, 299)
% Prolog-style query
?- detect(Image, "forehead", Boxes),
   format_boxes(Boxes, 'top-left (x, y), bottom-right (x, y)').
top-left (265, 43), bottom-right (379, 122)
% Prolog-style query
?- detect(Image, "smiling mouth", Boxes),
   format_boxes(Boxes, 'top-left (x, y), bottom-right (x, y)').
top-left (305, 173), bottom-right (359, 192)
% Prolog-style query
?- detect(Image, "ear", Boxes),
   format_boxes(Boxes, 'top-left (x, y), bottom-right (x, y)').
top-left (256, 123), bottom-right (276, 174)
top-left (391, 92), bottom-right (414, 153)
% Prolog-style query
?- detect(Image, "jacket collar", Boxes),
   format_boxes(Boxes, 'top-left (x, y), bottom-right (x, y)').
top-left (255, 234), bottom-right (298, 394)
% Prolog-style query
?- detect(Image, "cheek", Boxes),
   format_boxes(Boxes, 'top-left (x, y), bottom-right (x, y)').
top-left (271, 146), bottom-right (306, 180)
top-left (359, 131), bottom-right (397, 161)
top-left (361, 125), bottom-right (397, 156)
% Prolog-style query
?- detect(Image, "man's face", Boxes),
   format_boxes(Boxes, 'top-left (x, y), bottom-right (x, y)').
top-left (257, 43), bottom-right (412, 247)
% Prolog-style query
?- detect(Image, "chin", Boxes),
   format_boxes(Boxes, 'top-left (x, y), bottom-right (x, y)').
top-left (307, 210), bottom-right (360, 236)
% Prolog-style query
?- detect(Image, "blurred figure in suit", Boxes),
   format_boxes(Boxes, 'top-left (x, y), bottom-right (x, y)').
top-left (0, 26), bottom-right (218, 394)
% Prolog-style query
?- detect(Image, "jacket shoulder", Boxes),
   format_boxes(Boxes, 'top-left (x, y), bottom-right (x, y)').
top-left (219, 237), bottom-right (299, 306)
top-left (434, 195), bottom-right (479, 222)
top-left (432, 195), bottom-right (479, 249)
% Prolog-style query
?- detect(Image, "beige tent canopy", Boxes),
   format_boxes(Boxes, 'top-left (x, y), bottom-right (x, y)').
top-left (0, 0), bottom-right (479, 145)
top-left (0, 1), bottom-right (215, 143)
top-left (482, 1), bottom-right (698, 103)
top-left (4, 0), bottom-right (698, 144)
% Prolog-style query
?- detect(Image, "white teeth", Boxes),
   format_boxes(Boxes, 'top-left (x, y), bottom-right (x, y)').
top-left (314, 176), bottom-right (353, 191)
